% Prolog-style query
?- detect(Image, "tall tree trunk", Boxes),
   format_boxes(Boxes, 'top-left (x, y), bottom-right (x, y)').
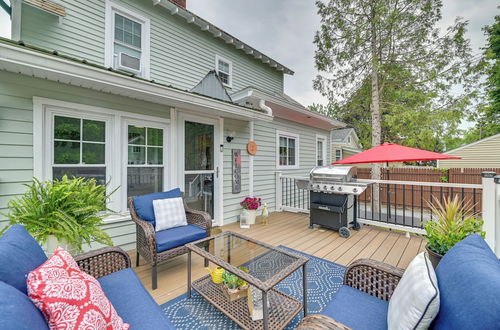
top-left (370, 6), bottom-right (382, 211)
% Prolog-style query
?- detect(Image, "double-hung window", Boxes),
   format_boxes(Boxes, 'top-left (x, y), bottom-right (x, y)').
top-left (316, 135), bottom-right (327, 166)
top-left (215, 55), bottom-right (232, 88)
top-left (52, 115), bottom-right (108, 185)
top-left (106, 1), bottom-right (150, 78)
top-left (335, 149), bottom-right (343, 161)
top-left (277, 131), bottom-right (299, 169)
top-left (126, 124), bottom-right (165, 200)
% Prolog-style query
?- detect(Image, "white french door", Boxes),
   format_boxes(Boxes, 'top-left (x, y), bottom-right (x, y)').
top-left (178, 113), bottom-right (222, 224)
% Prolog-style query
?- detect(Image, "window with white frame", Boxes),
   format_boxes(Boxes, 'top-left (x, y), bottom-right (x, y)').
top-left (335, 149), bottom-right (343, 161)
top-left (105, 1), bottom-right (150, 78)
top-left (126, 124), bottom-right (165, 200)
top-left (277, 131), bottom-right (299, 168)
top-left (316, 135), bottom-right (327, 166)
top-left (52, 115), bottom-right (108, 186)
top-left (215, 55), bottom-right (232, 87)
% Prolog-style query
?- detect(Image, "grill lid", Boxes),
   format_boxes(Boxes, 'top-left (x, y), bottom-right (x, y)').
top-left (310, 165), bottom-right (356, 183)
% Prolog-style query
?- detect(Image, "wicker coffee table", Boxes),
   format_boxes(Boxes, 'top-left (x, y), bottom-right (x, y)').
top-left (186, 231), bottom-right (309, 330)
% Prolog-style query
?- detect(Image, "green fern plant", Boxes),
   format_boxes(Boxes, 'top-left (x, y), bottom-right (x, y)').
top-left (1, 176), bottom-right (115, 252)
top-left (425, 195), bottom-right (485, 255)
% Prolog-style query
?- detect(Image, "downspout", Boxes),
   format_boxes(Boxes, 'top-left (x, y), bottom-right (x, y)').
top-left (259, 99), bottom-right (273, 116)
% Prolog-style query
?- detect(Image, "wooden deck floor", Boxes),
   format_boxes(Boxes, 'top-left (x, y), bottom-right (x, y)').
top-left (129, 212), bottom-right (425, 305)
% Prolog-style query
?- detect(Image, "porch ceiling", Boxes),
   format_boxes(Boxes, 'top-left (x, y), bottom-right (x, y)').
top-left (0, 39), bottom-right (272, 122)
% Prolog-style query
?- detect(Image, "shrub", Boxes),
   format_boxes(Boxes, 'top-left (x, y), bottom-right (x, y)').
top-left (2, 176), bottom-right (114, 252)
top-left (425, 195), bottom-right (484, 255)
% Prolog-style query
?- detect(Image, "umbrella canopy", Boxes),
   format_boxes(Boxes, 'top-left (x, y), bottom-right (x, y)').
top-left (333, 143), bottom-right (460, 165)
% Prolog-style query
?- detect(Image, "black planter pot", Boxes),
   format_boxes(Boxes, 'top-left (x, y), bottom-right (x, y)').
top-left (425, 245), bottom-right (443, 269)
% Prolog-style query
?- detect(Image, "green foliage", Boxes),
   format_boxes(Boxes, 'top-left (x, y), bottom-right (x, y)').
top-left (313, 0), bottom-right (481, 152)
top-left (1, 176), bottom-right (114, 253)
top-left (425, 195), bottom-right (484, 255)
top-left (221, 266), bottom-right (249, 289)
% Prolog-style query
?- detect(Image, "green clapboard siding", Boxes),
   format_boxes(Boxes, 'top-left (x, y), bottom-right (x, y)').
top-left (20, 0), bottom-right (284, 95)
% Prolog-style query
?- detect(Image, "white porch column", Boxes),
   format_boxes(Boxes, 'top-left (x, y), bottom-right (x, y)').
top-left (495, 175), bottom-right (500, 256)
top-left (275, 171), bottom-right (283, 212)
top-left (481, 171), bottom-right (497, 253)
top-left (249, 120), bottom-right (254, 196)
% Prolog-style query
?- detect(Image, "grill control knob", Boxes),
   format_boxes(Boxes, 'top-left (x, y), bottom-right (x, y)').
top-left (338, 186), bottom-right (343, 192)
top-left (323, 185), bottom-right (328, 190)
top-left (315, 184), bottom-right (321, 190)
top-left (353, 188), bottom-right (358, 193)
top-left (330, 186), bottom-right (336, 191)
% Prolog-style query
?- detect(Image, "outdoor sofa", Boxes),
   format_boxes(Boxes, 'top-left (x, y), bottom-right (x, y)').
top-left (0, 224), bottom-right (174, 329)
top-left (298, 233), bottom-right (500, 329)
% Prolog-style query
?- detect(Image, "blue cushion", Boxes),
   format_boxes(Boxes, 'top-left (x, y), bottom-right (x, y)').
top-left (156, 224), bottom-right (207, 252)
top-left (98, 268), bottom-right (174, 329)
top-left (0, 225), bottom-right (47, 293)
top-left (132, 188), bottom-right (182, 227)
top-left (431, 234), bottom-right (500, 329)
top-left (0, 280), bottom-right (48, 330)
top-left (321, 285), bottom-right (388, 330)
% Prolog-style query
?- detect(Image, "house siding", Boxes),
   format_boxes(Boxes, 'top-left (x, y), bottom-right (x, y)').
top-left (438, 135), bottom-right (500, 168)
top-left (0, 71), bottom-right (170, 251)
top-left (20, 0), bottom-right (284, 95)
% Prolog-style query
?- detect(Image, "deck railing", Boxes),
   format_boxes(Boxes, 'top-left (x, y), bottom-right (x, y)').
top-left (275, 172), bottom-right (483, 235)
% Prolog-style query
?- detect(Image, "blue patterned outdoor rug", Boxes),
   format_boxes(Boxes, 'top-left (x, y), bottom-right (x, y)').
top-left (161, 246), bottom-right (345, 329)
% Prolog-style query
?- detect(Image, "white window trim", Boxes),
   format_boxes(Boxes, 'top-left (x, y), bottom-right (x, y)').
top-left (105, 0), bottom-right (151, 79)
top-left (276, 130), bottom-right (300, 170)
top-left (316, 134), bottom-right (327, 166)
top-left (215, 54), bottom-right (233, 88)
top-left (335, 148), bottom-right (343, 161)
top-left (33, 97), bottom-right (170, 223)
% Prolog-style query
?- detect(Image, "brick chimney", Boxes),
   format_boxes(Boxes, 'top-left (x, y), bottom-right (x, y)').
top-left (171, 0), bottom-right (186, 8)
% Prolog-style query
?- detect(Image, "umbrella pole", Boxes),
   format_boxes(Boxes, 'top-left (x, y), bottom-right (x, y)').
top-left (386, 162), bottom-right (391, 219)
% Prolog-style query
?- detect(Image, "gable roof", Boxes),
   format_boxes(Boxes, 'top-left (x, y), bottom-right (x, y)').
top-left (444, 133), bottom-right (500, 154)
top-left (331, 128), bottom-right (356, 141)
top-left (156, 0), bottom-right (294, 75)
top-left (190, 70), bottom-right (233, 102)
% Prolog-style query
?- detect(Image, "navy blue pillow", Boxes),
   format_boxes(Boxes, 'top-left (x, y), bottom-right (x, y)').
top-left (432, 234), bottom-right (500, 329)
top-left (132, 188), bottom-right (183, 227)
top-left (0, 280), bottom-right (48, 330)
top-left (0, 225), bottom-right (47, 294)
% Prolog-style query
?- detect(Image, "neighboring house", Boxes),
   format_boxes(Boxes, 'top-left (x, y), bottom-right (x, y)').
top-left (0, 0), bottom-right (345, 250)
top-left (330, 128), bottom-right (362, 163)
top-left (437, 133), bottom-right (500, 168)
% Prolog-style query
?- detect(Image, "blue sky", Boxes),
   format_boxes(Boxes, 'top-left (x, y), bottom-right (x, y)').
top-left (0, 0), bottom-right (498, 108)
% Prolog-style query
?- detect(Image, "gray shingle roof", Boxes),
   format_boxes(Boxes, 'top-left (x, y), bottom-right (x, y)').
top-left (331, 128), bottom-right (355, 141)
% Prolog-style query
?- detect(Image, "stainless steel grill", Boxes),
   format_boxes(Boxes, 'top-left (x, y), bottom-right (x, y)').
top-left (298, 166), bottom-right (372, 238)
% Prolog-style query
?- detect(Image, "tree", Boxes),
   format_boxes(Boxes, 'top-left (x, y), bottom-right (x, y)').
top-left (465, 14), bottom-right (500, 142)
top-left (313, 0), bottom-right (478, 179)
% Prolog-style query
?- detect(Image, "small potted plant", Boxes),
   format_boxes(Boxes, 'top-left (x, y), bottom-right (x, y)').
top-left (240, 197), bottom-right (262, 225)
top-left (425, 195), bottom-right (485, 268)
top-left (221, 267), bottom-right (249, 302)
top-left (1, 176), bottom-right (114, 255)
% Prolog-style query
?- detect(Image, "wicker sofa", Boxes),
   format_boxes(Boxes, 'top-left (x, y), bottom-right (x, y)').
top-left (128, 188), bottom-right (212, 290)
top-left (0, 224), bottom-right (174, 329)
top-left (298, 234), bottom-right (500, 329)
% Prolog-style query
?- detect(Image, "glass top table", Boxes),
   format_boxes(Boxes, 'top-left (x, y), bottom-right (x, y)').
top-left (186, 231), bottom-right (309, 330)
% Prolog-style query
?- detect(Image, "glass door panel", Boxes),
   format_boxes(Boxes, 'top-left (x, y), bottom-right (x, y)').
top-left (184, 173), bottom-right (214, 218)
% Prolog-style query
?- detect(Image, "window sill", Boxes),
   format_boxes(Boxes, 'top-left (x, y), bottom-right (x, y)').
top-left (103, 213), bottom-right (132, 224)
top-left (276, 165), bottom-right (300, 170)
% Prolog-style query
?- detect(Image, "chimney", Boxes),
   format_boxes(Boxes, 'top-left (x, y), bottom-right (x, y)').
top-left (171, 0), bottom-right (186, 8)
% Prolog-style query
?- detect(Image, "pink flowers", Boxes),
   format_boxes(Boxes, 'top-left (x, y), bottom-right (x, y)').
top-left (240, 197), bottom-right (262, 210)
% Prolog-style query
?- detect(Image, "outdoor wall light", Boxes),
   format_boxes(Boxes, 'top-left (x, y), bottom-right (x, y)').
top-left (226, 131), bottom-right (236, 143)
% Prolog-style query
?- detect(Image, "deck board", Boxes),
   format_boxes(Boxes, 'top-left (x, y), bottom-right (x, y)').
top-left (128, 211), bottom-right (424, 304)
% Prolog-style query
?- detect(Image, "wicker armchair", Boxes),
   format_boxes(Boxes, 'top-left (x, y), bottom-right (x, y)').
top-left (128, 196), bottom-right (212, 290)
top-left (297, 258), bottom-right (404, 329)
top-left (74, 246), bottom-right (131, 279)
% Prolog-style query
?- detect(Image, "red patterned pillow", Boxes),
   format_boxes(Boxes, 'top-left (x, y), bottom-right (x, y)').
top-left (27, 247), bottom-right (129, 330)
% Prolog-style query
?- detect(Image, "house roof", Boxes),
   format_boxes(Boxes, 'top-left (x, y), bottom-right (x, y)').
top-left (331, 128), bottom-right (356, 141)
top-left (155, 0), bottom-right (294, 75)
top-left (190, 70), bottom-right (233, 103)
top-left (444, 133), bottom-right (500, 154)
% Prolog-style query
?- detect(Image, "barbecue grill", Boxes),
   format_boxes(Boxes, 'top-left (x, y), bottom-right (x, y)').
top-left (298, 165), bottom-right (371, 238)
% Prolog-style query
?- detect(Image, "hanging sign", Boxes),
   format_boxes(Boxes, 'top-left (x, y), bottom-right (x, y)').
top-left (232, 149), bottom-right (241, 194)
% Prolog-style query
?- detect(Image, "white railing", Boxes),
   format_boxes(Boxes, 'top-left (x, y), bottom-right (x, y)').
top-left (275, 171), bottom-right (500, 255)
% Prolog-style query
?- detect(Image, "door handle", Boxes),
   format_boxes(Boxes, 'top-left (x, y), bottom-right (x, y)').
top-left (216, 167), bottom-right (219, 178)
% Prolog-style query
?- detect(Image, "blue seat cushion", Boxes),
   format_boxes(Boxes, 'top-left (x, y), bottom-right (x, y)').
top-left (0, 224), bottom-right (47, 293)
top-left (0, 280), bottom-right (48, 330)
top-left (98, 268), bottom-right (174, 329)
top-left (431, 234), bottom-right (500, 329)
top-left (132, 188), bottom-right (182, 227)
top-left (321, 285), bottom-right (389, 330)
top-left (156, 224), bottom-right (207, 252)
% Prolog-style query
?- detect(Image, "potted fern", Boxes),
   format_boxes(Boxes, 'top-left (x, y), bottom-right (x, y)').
top-left (1, 176), bottom-right (114, 255)
top-left (425, 195), bottom-right (485, 268)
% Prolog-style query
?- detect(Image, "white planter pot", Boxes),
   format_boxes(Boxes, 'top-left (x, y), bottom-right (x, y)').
top-left (44, 235), bottom-right (74, 257)
top-left (247, 210), bottom-right (257, 225)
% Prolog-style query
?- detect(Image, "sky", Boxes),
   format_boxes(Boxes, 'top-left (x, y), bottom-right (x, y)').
top-left (0, 0), bottom-right (498, 108)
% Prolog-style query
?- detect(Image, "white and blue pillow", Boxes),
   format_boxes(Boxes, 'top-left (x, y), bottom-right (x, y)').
top-left (153, 197), bottom-right (187, 232)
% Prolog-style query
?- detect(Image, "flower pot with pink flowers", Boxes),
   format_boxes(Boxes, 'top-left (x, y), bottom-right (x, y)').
top-left (240, 197), bottom-right (262, 226)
